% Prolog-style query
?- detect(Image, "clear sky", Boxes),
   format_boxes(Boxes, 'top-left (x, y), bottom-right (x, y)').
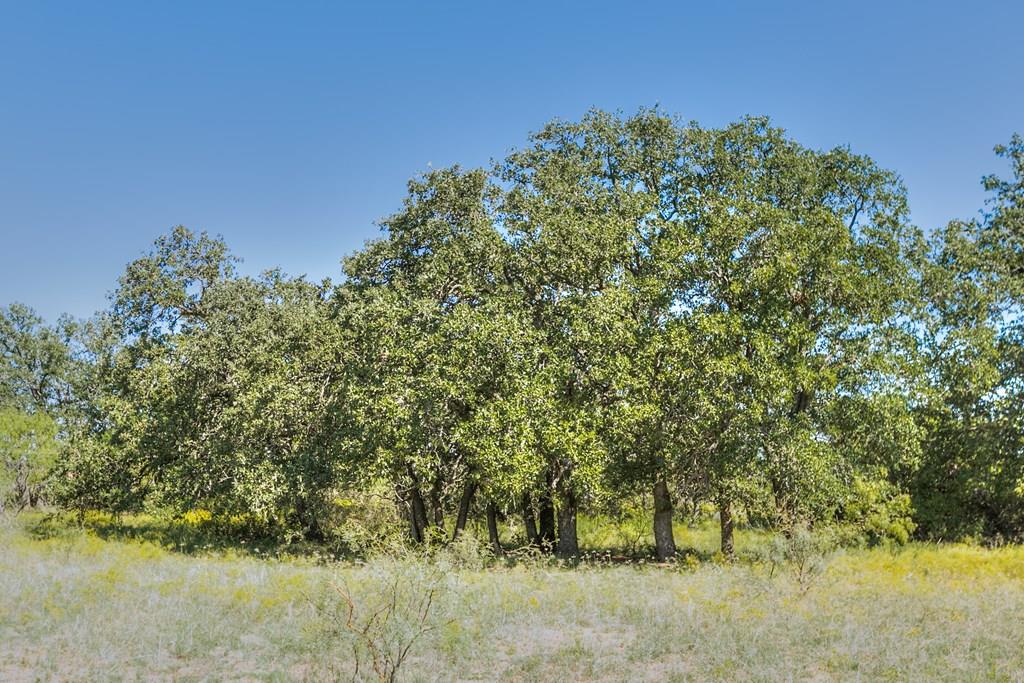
top-left (2, 1), bottom-right (1022, 321)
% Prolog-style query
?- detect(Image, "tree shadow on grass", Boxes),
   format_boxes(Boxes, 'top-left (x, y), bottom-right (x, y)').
top-left (19, 510), bottom-right (763, 568)
top-left (22, 510), bottom-right (339, 561)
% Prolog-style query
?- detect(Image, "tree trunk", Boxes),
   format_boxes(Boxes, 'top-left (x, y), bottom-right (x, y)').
top-left (400, 493), bottom-right (422, 544)
top-left (451, 479), bottom-right (477, 541)
top-left (486, 502), bottom-right (503, 555)
top-left (719, 497), bottom-right (735, 559)
top-left (406, 465), bottom-right (430, 544)
top-left (522, 492), bottom-right (539, 545)
top-left (410, 487), bottom-right (430, 542)
top-left (295, 495), bottom-right (325, 542)
top-left (556, 488), bottom-right (579, 558)
top-left (430, 476), bottom-right (445, 528)
top-left (14, 461), bottom-right (30, 513)
top-left (537, 474), bottom-right (557, 550)
top-left (653, 478), bottom-right (677, 561)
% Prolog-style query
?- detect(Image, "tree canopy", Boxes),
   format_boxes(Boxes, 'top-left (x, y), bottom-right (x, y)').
top-left (3, 109), bottom-right (1023, 556)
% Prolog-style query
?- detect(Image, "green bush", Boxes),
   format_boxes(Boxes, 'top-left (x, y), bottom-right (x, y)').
top-left (327, 489), bottom-right (409, 558)
top-left (840, 474), bottom-right (916, 546)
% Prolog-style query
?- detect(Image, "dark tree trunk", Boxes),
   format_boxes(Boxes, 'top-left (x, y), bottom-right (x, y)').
top-left (399, 493), bottom-right (421, 544)
top-left (451, 479), bottom-right (477, 541)
top-left (295, 495), bottom-right (325, 542)
top-left (522, 492), bottom-right (539, 545)
top-left (410, 487), bottom-right (430, 542)
top-left (430, 476), bottom-right (445, 528)
top-left (14, 462), bottom-right (30, 513)
top-left (653, 478), bottom-right (677, 561)
top-left (406, 465), bottom-right (430, 543)
top-left (486, 501), bottom-right (503, 555)
top-left (537, 474), bottom-right (557, 550)
top-left (719, 497), bottom-right (735, 559)
top-left (556, 488), bottom-right (579, 558)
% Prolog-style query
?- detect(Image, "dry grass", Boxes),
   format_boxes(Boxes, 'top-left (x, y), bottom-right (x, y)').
top-left (2, 514), bottom-right (1024, 681)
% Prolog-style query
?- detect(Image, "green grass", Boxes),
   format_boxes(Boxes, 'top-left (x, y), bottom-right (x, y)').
top-left (3, 513), bottom-right (1024, 681)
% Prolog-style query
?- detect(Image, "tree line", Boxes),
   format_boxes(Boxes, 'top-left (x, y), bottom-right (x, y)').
top-left (3, 110), bottom-right (1023, 557)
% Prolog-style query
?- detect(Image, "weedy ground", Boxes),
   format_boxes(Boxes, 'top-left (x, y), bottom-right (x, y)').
top-left (2, 513), bottom-right (1024, 682)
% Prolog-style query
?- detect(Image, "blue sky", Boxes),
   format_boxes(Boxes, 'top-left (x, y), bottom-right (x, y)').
top-left (2, 1), bottom-right (1022, 321)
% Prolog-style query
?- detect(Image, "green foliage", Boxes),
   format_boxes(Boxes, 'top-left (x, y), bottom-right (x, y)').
top-left (84, 229), bottom-right (349, 534)
top-left (911, 134), bottom-right (1024, 542)
top-left (2, 112), bottom-right (1023, 552)
top-left (0, 408), bottom-right (58, 511)
top-left (328, 490), bottom-right (409, 558)
top-left (839, 474), bottom-right (916, 546)
top-left (0, 303), bottom-right (75, 412)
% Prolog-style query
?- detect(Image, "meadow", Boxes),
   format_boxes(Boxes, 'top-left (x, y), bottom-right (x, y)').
top-left (3, 513), bottom-right (1023, 682)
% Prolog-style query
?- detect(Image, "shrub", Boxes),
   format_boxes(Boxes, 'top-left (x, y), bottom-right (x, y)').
top-left (328, 489), bottom-right (409, 558)
top-left (316, 562), bottom-right (450, 682)
top-left (841, 474), bottom-right (916, 546)
top-left (768, 524), bottom-right (836, 592)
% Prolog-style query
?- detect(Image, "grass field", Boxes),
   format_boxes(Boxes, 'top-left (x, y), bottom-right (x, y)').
top-left (2, 514), bottom-right (1024, 682)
